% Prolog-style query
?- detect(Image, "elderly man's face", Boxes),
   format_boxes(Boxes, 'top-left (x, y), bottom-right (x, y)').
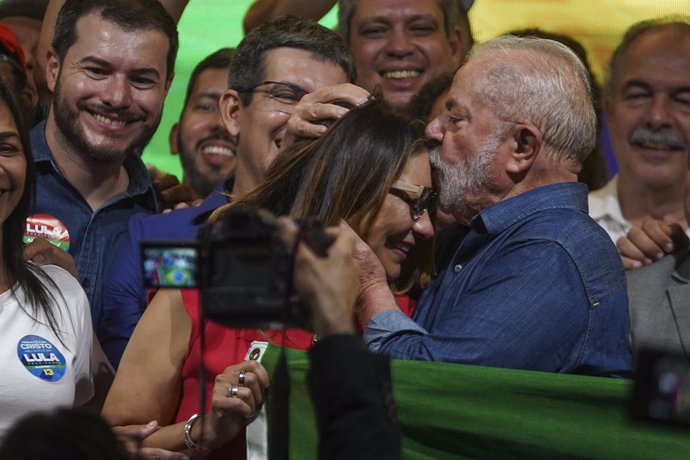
top-left (425, 60), bottom-right (510, 223)
top-left (606, 28), bottom-right (690, 190)
top-left (347, 0), bottom-right (462, 110)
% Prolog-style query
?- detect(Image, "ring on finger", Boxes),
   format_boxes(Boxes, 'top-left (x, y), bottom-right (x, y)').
top-left (238, 370), bottom-right (246, 387)
top-left (229, 385), bottom-right (240, 398)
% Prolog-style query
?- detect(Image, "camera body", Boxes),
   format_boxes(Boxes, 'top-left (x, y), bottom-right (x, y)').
top-left (141, 208), bottom-right (332, 329)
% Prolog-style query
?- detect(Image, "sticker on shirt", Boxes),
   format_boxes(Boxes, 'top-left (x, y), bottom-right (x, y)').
top-left (17, 335), bottom-right (67, 382)
top-left (23, 214), bottom-right (70, 251)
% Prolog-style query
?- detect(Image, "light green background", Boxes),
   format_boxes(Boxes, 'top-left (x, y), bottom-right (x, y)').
top-left (142, 1), bottom-right (338, 178)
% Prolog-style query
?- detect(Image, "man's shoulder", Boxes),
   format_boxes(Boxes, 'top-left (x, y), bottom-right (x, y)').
top-left (128, 195), bottom-right (223, 241)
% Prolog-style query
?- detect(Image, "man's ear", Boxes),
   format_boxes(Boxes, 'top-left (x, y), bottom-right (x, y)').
top-left (169, 122), bottom-right (179, 156)
top-left (505, 123), bottom-right (542, 174)
top-left (447, 25), bottom-right (465, 69)
top-left (164, 72), bottom-right (174, 94)
top-left (45, 47), bottom-right (60, 94)
top-left (220, 89), bottom-right (241, 137)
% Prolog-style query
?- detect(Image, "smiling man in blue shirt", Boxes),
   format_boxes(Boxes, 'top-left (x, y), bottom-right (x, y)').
top-left (360, 35), bottom-right (633, 377)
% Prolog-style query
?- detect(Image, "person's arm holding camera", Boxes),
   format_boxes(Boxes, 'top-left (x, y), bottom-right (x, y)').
top-left (277, 218), bottom-right (401, 460)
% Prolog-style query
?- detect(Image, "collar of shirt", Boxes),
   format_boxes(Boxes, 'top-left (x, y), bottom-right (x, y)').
top-left (587, 175), bottom-right (625, 223)
top-left (31, 120), bottom-right (157, 206)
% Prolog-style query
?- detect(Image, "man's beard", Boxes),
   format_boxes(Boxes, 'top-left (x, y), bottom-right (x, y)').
top-left (178, 132), bottom-right (231, 197)
top-left (52, 77), bottom-right (161, 165)
top-left (430, 132), bottom-right (501, 221)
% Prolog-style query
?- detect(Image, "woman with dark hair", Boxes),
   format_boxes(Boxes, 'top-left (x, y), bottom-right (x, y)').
top-left (0, 82), bottom-right (93, 440)
top-left (103, 99), bottom-right (435, 458)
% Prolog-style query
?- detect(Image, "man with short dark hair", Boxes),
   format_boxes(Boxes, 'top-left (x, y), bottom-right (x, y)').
top-left (24, 0), bottom-right (178, 327)
top-left (99, 16), bottom-right (365, 367)
top-left (337, 0), bottom-right (467, 110)
top-left (166, 48), bottom-right (236, 202)
top-left (357, 36), bottom-right (632, 377)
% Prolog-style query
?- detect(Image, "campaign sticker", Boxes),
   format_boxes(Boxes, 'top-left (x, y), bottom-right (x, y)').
top-left (23, 214), bottom-right (70, 251)
top-left (17, 335), bottom-right (67, 382)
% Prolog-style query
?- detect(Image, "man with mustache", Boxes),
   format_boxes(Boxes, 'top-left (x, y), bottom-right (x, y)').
top-left (357, 36), bottom-right (632, 377)
top-left (589, 17), bottom-right (690, 245)
top-left (24, 0), bottom-right (177, 327)
top-left (158, 48), bottom-right (237, 205)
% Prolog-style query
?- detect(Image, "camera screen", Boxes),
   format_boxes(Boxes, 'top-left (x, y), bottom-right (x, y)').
top-left (631, 348), bottom-right (690, 427)
top-left (141, 244), bottom-right (199, 288)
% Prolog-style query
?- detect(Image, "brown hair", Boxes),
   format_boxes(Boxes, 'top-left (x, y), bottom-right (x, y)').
top-left (212, 99), bottom-right (434, 292)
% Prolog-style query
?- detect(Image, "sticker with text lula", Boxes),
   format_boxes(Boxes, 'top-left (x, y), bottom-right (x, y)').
top-left (17, 335), bottom-right (67, 382)
top-left (23, 214), bottom-right (71, 251)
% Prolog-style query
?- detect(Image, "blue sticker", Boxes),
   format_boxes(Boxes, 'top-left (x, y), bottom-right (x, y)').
top-left (17, 335), bottom-right (66, 382)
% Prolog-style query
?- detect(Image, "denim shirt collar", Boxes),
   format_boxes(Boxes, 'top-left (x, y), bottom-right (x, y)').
top-left (473, 182), bottom-right (589, 236)
top-left (31, 120), bottom-right (155, 198)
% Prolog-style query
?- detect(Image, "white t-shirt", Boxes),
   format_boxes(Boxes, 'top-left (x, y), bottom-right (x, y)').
top-left (0, 264), bottom-right (93, 440)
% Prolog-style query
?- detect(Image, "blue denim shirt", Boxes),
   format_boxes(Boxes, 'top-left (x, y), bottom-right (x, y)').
top-left (365, 183), bottom-right (633, 378)
top-left (99, 182), bottom-right (230, 367)
top-left (30, 121), bottom-right (158, 328)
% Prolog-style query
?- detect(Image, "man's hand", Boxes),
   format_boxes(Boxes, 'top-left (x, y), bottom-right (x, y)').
top-left (282, 83), bottom-right (370, 151)
top-left (147, 166), bottom-right (197, 210)
top-left (617, 217), bottom-right (690, 269)
top-left (277, 218), bottom-right (359, 336)
top-left (23, 238), bottom-right (80, 280)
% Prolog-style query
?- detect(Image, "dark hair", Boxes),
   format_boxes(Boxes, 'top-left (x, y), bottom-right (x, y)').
top-left (605, 16), bottom-right (690, 96)
top-left (52, 0), bottom-right (179, 80)
top-left (183, 48), bottom-right (235, 108)
top-left (337, 0), bottom-right (461, 45)
top-left (230, 16), bottom-right (356, 106)
top-left (214, 99), bottom-right (434, 292)
top-left (0, 82), bottom-right (65, 340)
top-left (0, 409), bottom-right (129, 460)
top-left (407, 72), bottom-right (454, 121)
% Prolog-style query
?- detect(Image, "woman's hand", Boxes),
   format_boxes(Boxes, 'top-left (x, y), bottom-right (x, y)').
top-left (196, 360), bottom-right (270, 449)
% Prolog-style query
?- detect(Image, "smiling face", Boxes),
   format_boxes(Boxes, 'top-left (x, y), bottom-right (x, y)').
top-left (222, 47), bottom-right (348, 194)
top-left (606, 27), bottom-right (690, 190)
top-left (364, 150), bottom-right (434, 281)
top-left (0, 98), bottom-right (26, 232)
top-left (171, 67), bottom-right (236, 198)
top-left (348, 0), bottom-right (461, 110)
top-left (45, 12), bottom-right (170, 165)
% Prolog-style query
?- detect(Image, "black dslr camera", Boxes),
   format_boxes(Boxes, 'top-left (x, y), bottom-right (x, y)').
top-left (141, 207), bottom-right (333, 329)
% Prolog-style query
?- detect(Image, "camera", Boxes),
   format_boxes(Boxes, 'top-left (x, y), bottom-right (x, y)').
top-left (141, 207), bottom-right (333, 329)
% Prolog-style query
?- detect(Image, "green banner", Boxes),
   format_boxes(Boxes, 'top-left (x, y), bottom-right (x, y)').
top-left (261, 345), bottom-right (689, 459)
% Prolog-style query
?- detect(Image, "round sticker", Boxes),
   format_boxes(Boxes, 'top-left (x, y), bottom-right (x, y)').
top-left (23, 214), bottom-right (71, 251)
top-left (17, 335), bottom-right (67, 382)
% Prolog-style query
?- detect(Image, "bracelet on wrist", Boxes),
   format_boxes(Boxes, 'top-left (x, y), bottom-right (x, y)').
top-left (184, 413), bottom-right (205, 452)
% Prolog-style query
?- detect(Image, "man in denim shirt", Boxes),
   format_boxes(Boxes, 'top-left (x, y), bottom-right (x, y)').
top-left (360, 36), bottom-right (633, 377)
top-left (24, 0), bottom-right (178, 326)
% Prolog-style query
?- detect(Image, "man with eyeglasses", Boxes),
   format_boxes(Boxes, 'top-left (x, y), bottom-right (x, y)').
top-left (354, 35), bottom-right (633, 377)
top-left (99, 16), bottom-right (365, 367)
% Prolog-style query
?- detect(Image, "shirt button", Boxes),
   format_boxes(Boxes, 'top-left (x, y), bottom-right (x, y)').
top-left (454, 264), bottom-right (462, 273)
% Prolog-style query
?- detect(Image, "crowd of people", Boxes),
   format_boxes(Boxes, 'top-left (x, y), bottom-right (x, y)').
top-left (0, 0), bottom-right (688, 458)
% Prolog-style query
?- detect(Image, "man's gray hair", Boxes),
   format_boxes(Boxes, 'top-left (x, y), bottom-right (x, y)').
top-left (605, 15), bottom-right (690, 96)
top-left (337, 0), bottom-right (459, 45)
top-left (468, 35), bottom-right (596, 163)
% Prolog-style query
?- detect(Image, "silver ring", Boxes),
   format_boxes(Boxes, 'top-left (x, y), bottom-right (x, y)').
top-left (229, 386), bottom-right (239, 397)
top-left (238, 370), bottom-right (246, 387)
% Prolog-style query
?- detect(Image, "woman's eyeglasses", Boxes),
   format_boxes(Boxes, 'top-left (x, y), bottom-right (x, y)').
top-left (390, 180), bottom-right (437, 221)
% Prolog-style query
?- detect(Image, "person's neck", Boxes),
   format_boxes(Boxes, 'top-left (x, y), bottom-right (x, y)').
top-left (617, 172), bottom-right (688, 229)
top-left (44, 116), bottom-right (129, 212)
top-left (228, 163), bottom-right (261, 200)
